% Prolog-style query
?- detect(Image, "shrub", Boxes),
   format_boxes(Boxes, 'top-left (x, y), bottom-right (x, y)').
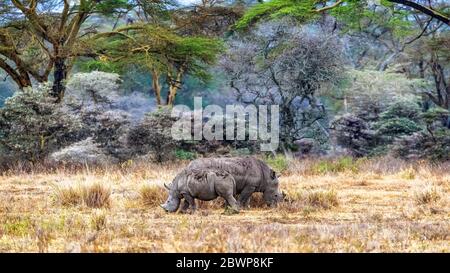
top-left (63, 72), bottom-right (132, 161)
top-left (0, 84), bottom-right (83, 162)
top-left (49, 137), bottom-right (118, 166)
top-left (374, 99), bottom-right (422, 138)
top-left (392, 129), bottom-right (450, 161)
top-left (128, 107), bottom-right (178, 162)
top-left (265, 154), bottom-right (289, 173)
top-left (174, 149), bottom-right (197, 160)
top-left (331, 114), bottom-right (378, 157)
top-left (379, 99), bottom-right (422, 122)
top-left (65, 71), bottom-right (121, 105)
top-left (344, 69), bottom-right (425, 122)
top-left (375, 117), bottom-right (422, 137)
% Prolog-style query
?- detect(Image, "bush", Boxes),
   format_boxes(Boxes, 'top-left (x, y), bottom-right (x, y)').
top-left (374, 99), bottom-right (422, 138)
top-left (0, 84), bottom-right (83, 162)
top-left (392, 129), bottom-right (450, 161)
top-left (63, 72), bottom-right (132, 161)
top-left (379, 99), bottom-right (422, 122)
top-left (49, 137), bottom-right (118, 166)
top-left (265, 154), bottom-right (289, 173)
top-left (128, 107), bottom-right (178, 162)
top-left (344, 69), bottom-right (425, 122)
top-left (331, 114), bottom-right (378, 157)
top-left (65, 71), bottom-right (121, 105)
top-left (174, 149), bottom-right (197, 160)
top-left (375, 117), bottom-right (422, 137)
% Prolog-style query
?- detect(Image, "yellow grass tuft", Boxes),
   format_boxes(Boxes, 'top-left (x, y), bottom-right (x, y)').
top-left (414, 184), bottom-right (442, 205)
top-left (139, 185), bottom-right (166, 207)
top-left (304, 189), bottom-right (339, 209)
top-left (53, 182), bottom-right (111, 208)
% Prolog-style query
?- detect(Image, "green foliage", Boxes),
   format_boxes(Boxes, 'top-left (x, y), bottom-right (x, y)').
top-left (379, 100), bottom-right (422, 122)
top-left (375, 99), bottom-right (422, 137)
top-left (375, 117), bottom-right (422, 136)
top-left (265, 154), bottom-right (289, 173)
top-left (174, 149), bottom-right (197, 161)
top-left (421, 108), bottom-right (450, 125)
top-left (77, 59), bottom-right (120, 73)
top-left (236, 0), bottom-right (415, 38)
top-left (94, 0), bottom-right (132, 15)
top-left (235, 0), bottom-right (318, 29)
top-left (343, 69), bottom-right (425, 121)
top-left (92, 24), bottom-right (224, 82)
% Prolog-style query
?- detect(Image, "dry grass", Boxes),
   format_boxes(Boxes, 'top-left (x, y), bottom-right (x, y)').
top-left (414, 184), bottom-right (442, 205)
top-left (53, 181), bottom-right (111, 208)
top-left (0, 157), bottom-right (449, 253)
top-left (140, 185), bottom-right (166, 207)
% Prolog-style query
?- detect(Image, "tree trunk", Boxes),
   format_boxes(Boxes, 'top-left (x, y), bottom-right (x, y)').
top-left (51, 57), bottom-right (67, 102)
top-left (166, 68), bottom-right (184, 106)
top-left (151, 70), bottom-right (162, 105)
top-left (280, 102), bottom-right (294, 151)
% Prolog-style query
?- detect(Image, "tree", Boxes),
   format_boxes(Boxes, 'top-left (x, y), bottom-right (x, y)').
top-left (221, 20), bottom-right (343, 151)
top-left (235, 0), bottom-right (449, 30)
top-left (172, 0), bottom-right (244, 37)
top-left (91, 24), bottom-right (223, 106)
top-left (0, 0), bottom-right (129, 101)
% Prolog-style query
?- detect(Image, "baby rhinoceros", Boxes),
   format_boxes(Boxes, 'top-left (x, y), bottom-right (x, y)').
top-left (160, 168), bottom-right (239, 214)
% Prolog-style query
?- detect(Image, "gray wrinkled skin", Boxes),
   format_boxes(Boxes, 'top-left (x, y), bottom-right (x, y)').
top-left (186, 156), bottom-right (284, 207)
top-left (161, 169), bottom-right (239, 213)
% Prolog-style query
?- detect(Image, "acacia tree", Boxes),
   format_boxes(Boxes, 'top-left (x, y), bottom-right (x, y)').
top-left (235, 0), bottom-right (449, 29)
top-left (221, 20), bottom-right (343, 151)
top-left (0, 0), bottom-right (129, 101)
top-left (236, 0), bottom-right (449, 126)
top-left (172, 0), bottom-right (244, 37)
top-left (92, 24), bottom-right (223, 106)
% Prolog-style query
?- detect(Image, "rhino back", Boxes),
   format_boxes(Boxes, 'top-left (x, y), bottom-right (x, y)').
top-left (185, 169), bottom-right (219, 200)
top-left (187, 157), bottom-right (265, 192)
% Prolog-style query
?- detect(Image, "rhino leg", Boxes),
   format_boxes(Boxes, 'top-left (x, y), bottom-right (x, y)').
top-left (223, 195), bottom-right (240, 212)
top-left (237, 186), bottom-right (256, 209)
top-left (183, 194), bottom-right (197, 212)
top-left (179, 200), bottom-right (190, 213)
top-left (241, 197), bottom-right (251, 209)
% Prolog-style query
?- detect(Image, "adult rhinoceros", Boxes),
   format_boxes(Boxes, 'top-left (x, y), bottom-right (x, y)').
top-left (186, 156), bottom-right (284, 207)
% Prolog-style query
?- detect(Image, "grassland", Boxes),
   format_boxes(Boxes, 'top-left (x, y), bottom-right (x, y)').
top-left (0, 157), bottom-right (449, 252)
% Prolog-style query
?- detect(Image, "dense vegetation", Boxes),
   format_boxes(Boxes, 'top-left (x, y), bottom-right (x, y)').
top-left (0, 0), bottom-right (449, 167)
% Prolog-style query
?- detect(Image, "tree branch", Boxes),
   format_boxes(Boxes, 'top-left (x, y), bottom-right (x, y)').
top-left (388, 0), bottom-right (449, 25)
top-left (315, 0), bottom-right (344, 13)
